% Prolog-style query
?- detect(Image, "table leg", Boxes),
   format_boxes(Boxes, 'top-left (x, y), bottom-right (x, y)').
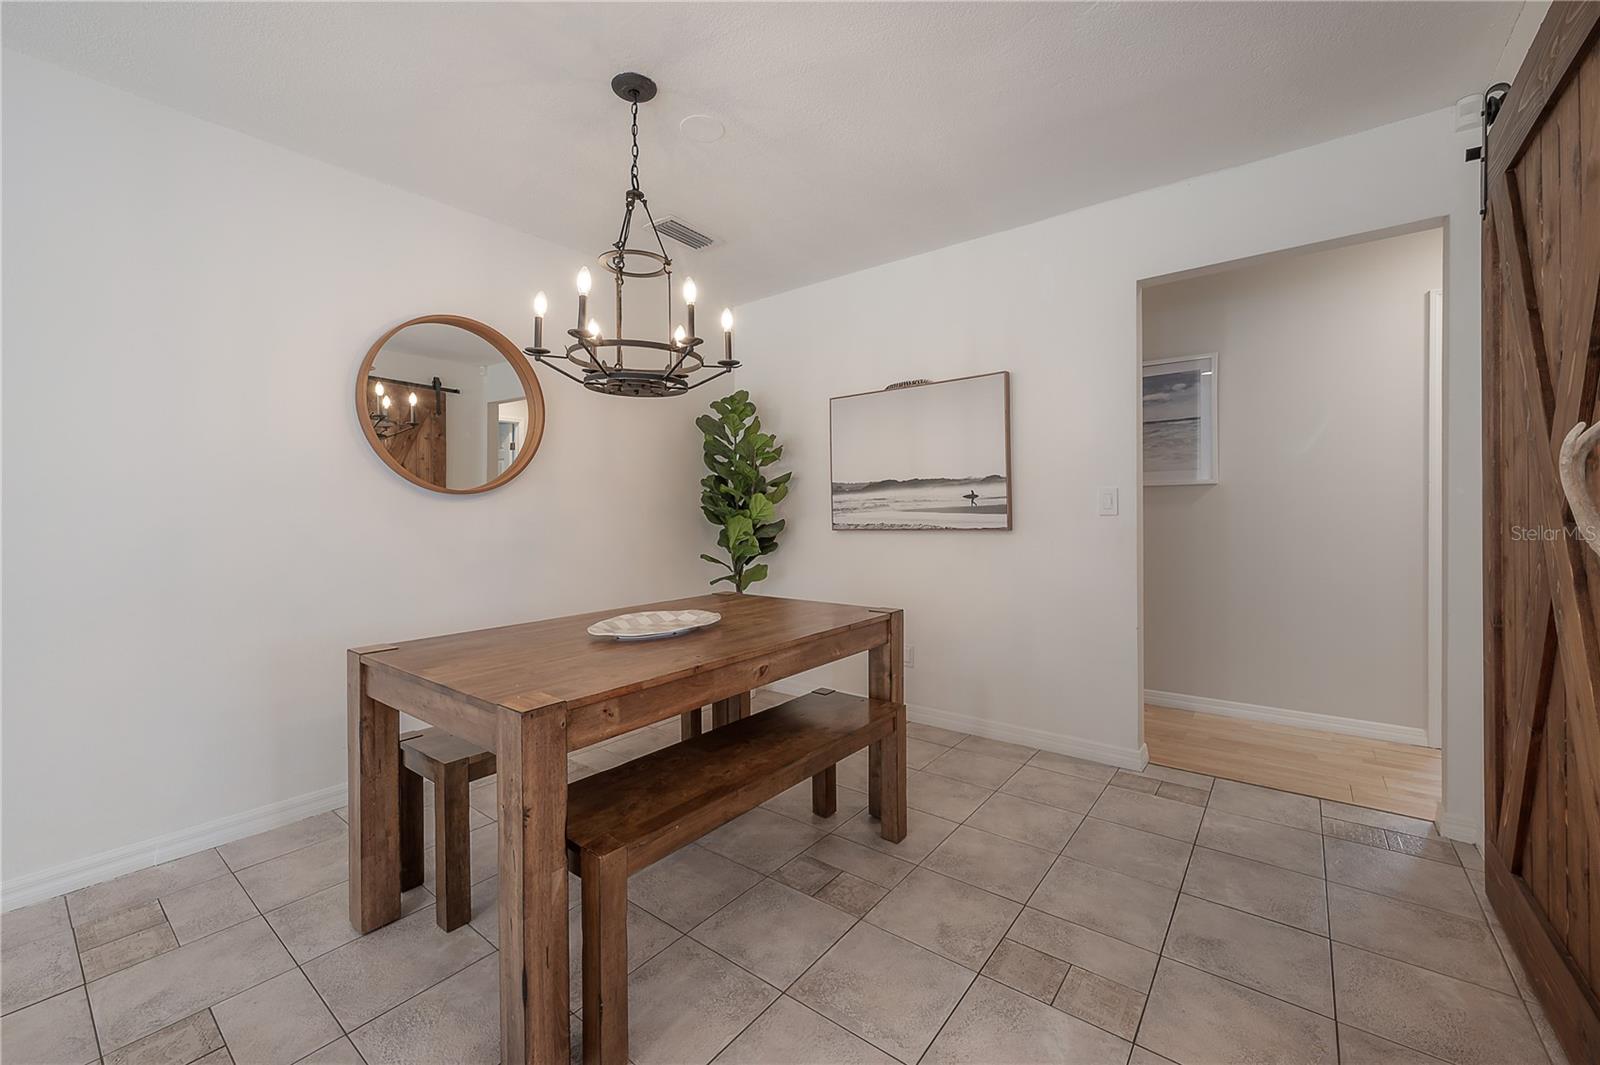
top-left (348, 650), bottom-right (402, 932)
top-left (498, 706), bottom-right (570, 1065)
top-left (868, 610), bottom-right (907, 843)
top-left (680, 709), bottom-right (704, 741)
top-left (711, 691), bottom-right (752, 728)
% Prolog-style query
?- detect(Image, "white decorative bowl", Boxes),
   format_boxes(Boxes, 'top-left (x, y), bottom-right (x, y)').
top-left (587, 609), bottom-right (721, 641)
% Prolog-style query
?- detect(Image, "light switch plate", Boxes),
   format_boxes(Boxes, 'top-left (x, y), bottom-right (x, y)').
top-left (1097, 487), bottom-right (1119, 516)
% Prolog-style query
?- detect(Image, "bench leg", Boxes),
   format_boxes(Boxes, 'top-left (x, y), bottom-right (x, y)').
top-left (812, 765), bottom-right (837, 818)
top-left (433, 761), bottom-right (472, 932)
top-left (679, 709), bottom-right (703, 741)
top-left (711, 691), bottom-right (752, 729)
top-left (581, 849), bottom-right (629, 1065)
top-left (870, 706), bottom-right (908, 842)
top-left (399, 767), bottom-right (425, 892)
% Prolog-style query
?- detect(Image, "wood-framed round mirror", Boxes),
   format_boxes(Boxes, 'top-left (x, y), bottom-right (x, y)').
top-left (357, 315), bottom-right (546, 494)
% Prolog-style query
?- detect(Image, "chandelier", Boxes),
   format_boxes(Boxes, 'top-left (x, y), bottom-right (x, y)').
top-left (525, 73), bottom-right (737, 398)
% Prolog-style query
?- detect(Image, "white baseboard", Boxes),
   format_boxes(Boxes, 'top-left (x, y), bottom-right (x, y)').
top-left (1435, 810), bottom-right (1483, 847)
top-left (2, 783), bottom-right (346, 912)
top-left (1145, 689), bottom-right (1433, 748)
top-left (767, 681), bottom-right (1149, 771)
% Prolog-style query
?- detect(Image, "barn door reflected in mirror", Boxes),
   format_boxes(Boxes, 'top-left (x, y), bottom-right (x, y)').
top-left (357, 316), bottom-right (545, 494)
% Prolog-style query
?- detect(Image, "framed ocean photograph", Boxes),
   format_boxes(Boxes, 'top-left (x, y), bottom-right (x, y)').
top-left (830, 371), bottom-right (1012, 531)
top-left (1142, 354), bottom-right (1217, 485)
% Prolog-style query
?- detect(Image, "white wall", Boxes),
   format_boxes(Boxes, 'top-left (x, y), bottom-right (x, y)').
top-left (1141, 228), bottom-right (1443, 738)
top-left (736, 106), bottom-right (1486, 839)
top-left (1, 53), bottom-right (713, 896)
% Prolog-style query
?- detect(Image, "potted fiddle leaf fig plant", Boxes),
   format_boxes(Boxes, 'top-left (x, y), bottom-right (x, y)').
top-left (698, 390), bottom-right (790, 593)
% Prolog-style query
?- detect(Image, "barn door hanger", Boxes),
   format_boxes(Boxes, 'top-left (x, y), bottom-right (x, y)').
top-left (1464, 83), bottom-right (1511, 218)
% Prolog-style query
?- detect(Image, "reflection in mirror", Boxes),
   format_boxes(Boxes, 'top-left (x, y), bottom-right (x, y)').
top-left (360, 319), bottom-right (543, 493)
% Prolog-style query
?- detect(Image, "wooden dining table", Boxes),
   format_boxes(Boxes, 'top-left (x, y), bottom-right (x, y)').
top-left (347, 592), bottom-right (905, 1064)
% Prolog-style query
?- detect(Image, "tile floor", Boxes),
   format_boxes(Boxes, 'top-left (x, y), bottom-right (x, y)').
top-left (0, 707), bottom-right (1575, 1065)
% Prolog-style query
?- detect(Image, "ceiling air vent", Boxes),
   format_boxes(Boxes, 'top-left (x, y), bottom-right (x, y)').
top-left (652, 216), bottom-right (717, 251)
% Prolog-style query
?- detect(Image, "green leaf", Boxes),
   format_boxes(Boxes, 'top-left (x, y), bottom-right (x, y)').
top-left (696, 415), bottom-right (729, 442)
top-left (710, 573), bottom-right (737, 587)
top-left (738, 563), bottom-right (769, 591)
top-left (748, 493), bottom-right (775, 525)
top-left (699, 553), bottom-right (731, 570)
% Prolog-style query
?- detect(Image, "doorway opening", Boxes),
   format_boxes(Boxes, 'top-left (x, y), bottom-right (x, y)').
top-left (1137, 223), bottom-right (1446, 823)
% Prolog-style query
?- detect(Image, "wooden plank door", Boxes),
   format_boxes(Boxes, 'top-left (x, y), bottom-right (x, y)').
top-left (1483, 5), bottom-right (1600, 1063)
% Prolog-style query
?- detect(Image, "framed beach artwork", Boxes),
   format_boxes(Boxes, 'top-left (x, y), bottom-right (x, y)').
top-left (830, 371), bottom-right (1012, 530)
top-left (1142, 354), bottom-right (1217, 485)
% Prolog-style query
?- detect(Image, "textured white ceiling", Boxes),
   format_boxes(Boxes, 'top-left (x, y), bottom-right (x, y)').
top-left (3, 2), bottom-right (1520, 303)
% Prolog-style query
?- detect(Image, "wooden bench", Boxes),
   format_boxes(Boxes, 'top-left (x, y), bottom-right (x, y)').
top-left (399, 729), bottom-right (496, 931)
top-left (566, 689), bottom-right (907, 1063)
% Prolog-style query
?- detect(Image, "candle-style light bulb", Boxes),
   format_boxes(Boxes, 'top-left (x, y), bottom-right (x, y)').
top-left (576, 268), bottom-right (592, 296)
top-left (408, 392), bottom-right (418, 423)
top-left (587, 318), bottom-right (601, 339)
top-left (374, 381), bottom-right (384, 397)
top-left (531, 291), bottom-right (547, 350)
top-left (381, 394), bottom-right (391, 411)
top-left (673, 325), bottom-right (686, 348)
top-left (721, 308), bottom-right (735, 363)
top-left (721, 308), bottom-right (734, 331)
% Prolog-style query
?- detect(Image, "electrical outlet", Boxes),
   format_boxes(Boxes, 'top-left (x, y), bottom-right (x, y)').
top-left (905, 644), bottom-right (916, 669)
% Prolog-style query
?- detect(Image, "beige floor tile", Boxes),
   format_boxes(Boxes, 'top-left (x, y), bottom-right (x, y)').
top-left (967, 792), bottom-right (1083, 852)
top-left (1138, 958), bottom-right (1337, 1065)
top-left (1324, 817), bottom-right (1390, 849)
top-left (1322, 839), bottom-right (1478, 920)
top-left (712, 996), bottom-right (897, 1064)
top-left (836, 751), bottom-right (870, 792)
top-left (1, 922), bottom-right (83, 1016)
top-left (803, 837), bottom-right (914, 890)
top-left (1156, 782), bottom-right (1210, 807)
top-left (1140, 764), bottom-right (1215, 792)
top-left (627, 938), bottom-right (780, 1065)
top-left (567, 899), bottom-right (680, 1001)
top-left (1026, 751), bottom-right (1118, 786)
top-left (301, 907), bottom-right (492, 1030)
top-left (1321, 801), bottom-right (1436, 838)
top-left (1007, 908), bottom-right (1159, 992)
top-left (1030, 857), bottom-right (1177, 952)
top-left (700, 808), bottom-right (825, 874)
top-left (1088, 787), bottom-right (1204, 843)
top-left (629, 845), bottom-right (765, 931)
top-left (773, 854), bottom-right (841, 896)
top-left (161, 874), bottom-right (259, 945)
top-left (67, 851), bottom-right (229, 928)
top-left (2, 897), bottom-right (72, 952)
top-left (213, 969), bottom-right (342, 1065)
top-left (834, 809), bottom-right (958, 864)
top-left (235, 836), bottom-right (348, 913)
top-left (1327, 883), bottom-right (1513, 996)
top-left (102, 1010), bottom-right (223, 1065)
top-left (924, 747), bottom-right (1024, 789)
top-left (922, 825), bottom-right (1055, 903)
top-left (865, 868), bottom-right (1019, 970)
top-left (791, 923), bottom-right (974, 1064)
top-left (1336, 1023), bottom-right (1450, 1064)
top-left (87, 917), bottom-right (293, 1052)
top-left (1163, 894), bottom-right (1333, 1015)
top-left (195, 1047), bottom-right (233, 1065)
top-left (81, 922), bottom-right (179, 982)
top-left (1332, 943), bottom-right (1545, 1065)
top-left (350, 954), bottom-right (499, 1065)
top-left (264, 881), bottom-right (430, 964)
top-left (1451, 840), bottom-right (1484, 873)
top-left (218, 813), bottom-right (346, 872)
top-left (1384, 832), bottom-right (1459, 866)
top-left (956, 735), bottom-right (1038, 765)
top-left (906, 722), bottom-right (969, 748)
top-left (814, 873), bottom-right (889, 917)
top-left (1198, 808), bottom-right (1325, 878)
top-left (76, 896), bottom-right (163, 955)
top-left (907, 770), bottom-right (993, 821)
top-left (294, 1037), bottom-right (367, 1065)
top-left (421, 822), bottom-right (498, 891)
top-left (421, 805), bottom-right (492, 848)
top-left (1002, 765), bottom-right (1107, 813)
top-left (1064, 817), bottom-right (1192, 889)
top-left (923, 977), bottom-right (1130, 1065)
top-left (1209, 779), bottom-right (1323, 833)
top-left (1182, 847), bottom-right (1328, 934)
top-left (0, 987), bottom-right (98, 1065)
top-left (762, 781), bottom-right (869, 829)
top-left (1054, 966), bottom-right (1146, 1040)
top-left (1130, 1048), bottom-right (1182, 1065)
top-left (980, 939), bottom-right (1069, 1002)
top-left (1110, 769), bottom-right (1163, 794)
top-left (904, 737), bottom-right (947, 770)
top-left (690, 879), bottom-right (851, 988)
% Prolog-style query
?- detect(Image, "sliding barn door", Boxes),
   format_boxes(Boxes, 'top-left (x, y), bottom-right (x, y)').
top-left (1483, 4), bottom-right (1600, 1063)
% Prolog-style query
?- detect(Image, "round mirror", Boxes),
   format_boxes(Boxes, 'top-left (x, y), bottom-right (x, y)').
top-left (356, 315), bottom-right (545, 494)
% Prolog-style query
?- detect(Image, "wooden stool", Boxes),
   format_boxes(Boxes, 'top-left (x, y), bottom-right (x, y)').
top-left (568, 689), bottom-right (905, 1063)
top-left (399, 729), bottom-right (496, 931)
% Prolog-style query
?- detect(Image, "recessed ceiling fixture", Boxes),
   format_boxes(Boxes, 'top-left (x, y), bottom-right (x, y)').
top-left (525, 73), bottom-right (737, 398)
